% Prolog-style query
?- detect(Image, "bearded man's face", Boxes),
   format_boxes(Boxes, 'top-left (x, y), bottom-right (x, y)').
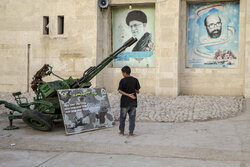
top-left (205, 15), bottom-right (222, 39)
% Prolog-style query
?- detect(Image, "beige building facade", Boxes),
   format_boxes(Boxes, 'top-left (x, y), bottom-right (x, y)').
top-left (0, 0), bottom-right (249, 97)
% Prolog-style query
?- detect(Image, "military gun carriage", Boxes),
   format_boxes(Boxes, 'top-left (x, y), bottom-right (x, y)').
top-left (0, 37), bottom-right (137, 131)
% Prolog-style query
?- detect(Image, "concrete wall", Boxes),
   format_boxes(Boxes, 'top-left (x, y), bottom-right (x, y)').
top-left (99, 0), bottom-right (247, 97)
top-left (244, 0), bottom-right (250, 97)
top-left (179, 0), bottom-right (246, 96)
top-left (97, 0), bottom-right (180, 97)
top-left (0, 0), bottom-right (249, 97)
top-left (0, 0), bottom-right (98, 92)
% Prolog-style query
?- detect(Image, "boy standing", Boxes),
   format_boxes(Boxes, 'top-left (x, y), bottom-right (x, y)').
top-left (118, 66), bottom-right (140, 136)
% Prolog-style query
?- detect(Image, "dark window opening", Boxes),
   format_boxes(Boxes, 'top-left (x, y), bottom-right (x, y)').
top-left (43, 16), bottom-right (49, 35)
top-left (58, 16), bottom-right (64, 34)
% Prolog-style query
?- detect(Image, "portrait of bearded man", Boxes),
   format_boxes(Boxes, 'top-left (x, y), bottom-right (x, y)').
top-left (204, 14), bottom-right (222, 39)
top-left (126, 10), bottom-right (154, 52)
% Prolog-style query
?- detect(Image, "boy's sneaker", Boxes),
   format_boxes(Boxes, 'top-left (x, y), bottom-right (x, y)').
top-left (118, 132), bottom-right (124, 136)
top-left (128, 133), bottom-right (136, 137)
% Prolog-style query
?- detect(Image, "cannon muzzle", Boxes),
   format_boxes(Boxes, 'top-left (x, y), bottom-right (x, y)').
top-left (71, 37), bottom-right (137, 88)
top-left (122, 37), bottom-right (137, 47)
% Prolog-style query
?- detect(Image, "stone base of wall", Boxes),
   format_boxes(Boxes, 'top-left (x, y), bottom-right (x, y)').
top-left (0, 92), bottom-right (243, 123)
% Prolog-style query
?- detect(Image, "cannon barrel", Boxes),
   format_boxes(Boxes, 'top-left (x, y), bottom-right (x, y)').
top-left (71, 37), bottom-right (137, 88)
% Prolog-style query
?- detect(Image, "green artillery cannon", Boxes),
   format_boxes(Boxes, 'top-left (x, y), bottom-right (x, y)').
top-left (0, 37), bottom-right (137, 131)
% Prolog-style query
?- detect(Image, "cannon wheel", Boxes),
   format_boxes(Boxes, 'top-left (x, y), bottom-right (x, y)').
top-left (22, 109), bottom-right (53, 131)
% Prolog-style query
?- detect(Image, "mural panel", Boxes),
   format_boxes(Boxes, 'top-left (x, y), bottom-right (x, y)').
top-left (58, 88), bottom-right (114, 135)
top-left (186, 2), bottom-right (239, 68)
top-left (112, 6), bottom-right (155, 67)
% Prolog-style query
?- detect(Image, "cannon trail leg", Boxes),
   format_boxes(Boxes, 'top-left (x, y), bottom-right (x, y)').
top-left (4, 112), bottom-right (20, 130)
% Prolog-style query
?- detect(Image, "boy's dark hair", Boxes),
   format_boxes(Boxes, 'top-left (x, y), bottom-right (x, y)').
top-left (121, 66), bottom-right (131, 75)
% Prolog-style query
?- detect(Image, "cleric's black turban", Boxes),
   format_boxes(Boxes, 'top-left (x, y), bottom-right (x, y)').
top-left (126, 10), bottom-right (147, 26)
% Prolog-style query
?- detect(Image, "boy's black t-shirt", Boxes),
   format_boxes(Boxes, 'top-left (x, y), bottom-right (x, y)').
top-left (118, 76), bottom-right (140, 108)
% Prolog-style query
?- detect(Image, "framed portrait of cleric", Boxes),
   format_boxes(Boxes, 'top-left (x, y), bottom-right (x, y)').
top-left (112, 5), bottom-right (155, 67)
top-left (186, 2), bottom-right (239, 68)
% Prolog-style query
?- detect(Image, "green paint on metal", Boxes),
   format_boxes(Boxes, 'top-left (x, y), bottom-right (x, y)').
top-left (1, 37), bottom-right (137, 131)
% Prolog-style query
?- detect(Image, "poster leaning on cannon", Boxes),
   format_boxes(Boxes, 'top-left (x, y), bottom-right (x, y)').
top-left (186, 2), bottom-right (239, 68)
top-left (58, 88), bottom-right (114, 135)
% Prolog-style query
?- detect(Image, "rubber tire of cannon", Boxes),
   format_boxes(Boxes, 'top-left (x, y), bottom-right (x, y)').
top-left (22, 109), bottom-right (53, 131)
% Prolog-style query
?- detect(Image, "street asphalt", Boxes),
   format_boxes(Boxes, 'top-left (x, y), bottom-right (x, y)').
top-left (0, 99), bottom-right (249, 167)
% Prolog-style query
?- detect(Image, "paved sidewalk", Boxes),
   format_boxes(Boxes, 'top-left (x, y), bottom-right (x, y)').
top-left (0, 100), bottom-right (250, 166)
top-left (0, 150), bottom-right (247, 167)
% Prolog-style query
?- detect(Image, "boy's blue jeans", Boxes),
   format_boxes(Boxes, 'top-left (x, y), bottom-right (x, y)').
top-left (119, 106), bottom-right (136, 135)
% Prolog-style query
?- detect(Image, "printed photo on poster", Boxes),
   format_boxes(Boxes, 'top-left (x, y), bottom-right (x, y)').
top-left (186, 2), bottom-right (239, 68)
top-left (58, 88), bottom-right (114, 135)
top-left (112, 6), bottom-right (155, 67)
